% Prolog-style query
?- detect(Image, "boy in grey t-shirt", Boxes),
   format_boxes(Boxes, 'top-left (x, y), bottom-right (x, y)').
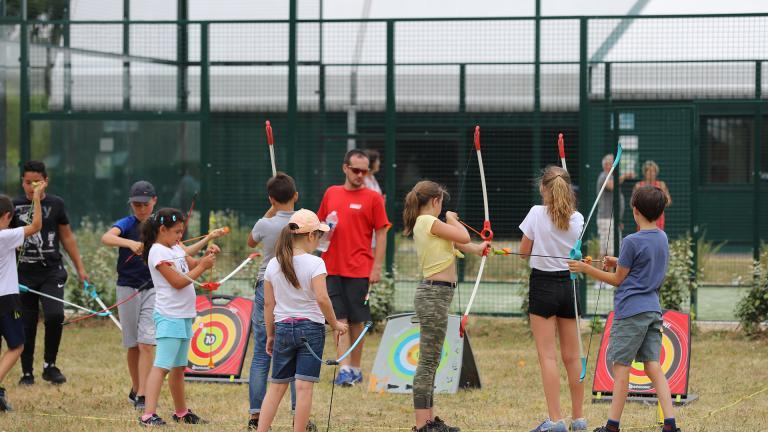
top-left (569, 186), bottom-right (679, 432)
top-left (247, 173), bottom-right (315, 430)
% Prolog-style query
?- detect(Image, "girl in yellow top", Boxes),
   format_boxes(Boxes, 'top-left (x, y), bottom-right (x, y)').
top-left (402, 180), bottom-right (488, 432)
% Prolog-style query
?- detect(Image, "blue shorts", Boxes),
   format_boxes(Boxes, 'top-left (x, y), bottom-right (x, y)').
top-left (271, 320), bottom-right (326, 383)
top-left (0, 311), bottom-right (25, 350)
top-left (153, 312), bottom-right (194, 370)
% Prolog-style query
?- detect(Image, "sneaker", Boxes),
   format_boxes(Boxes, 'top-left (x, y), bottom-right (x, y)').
top-left (248, 418), bottom-right (258, 430)
top-left (660, 429), bottom-right (681, 432)
top-left (351, 369), bottom-right (363, 384)
top-left (139, 413), bottom-right (166, 426)
top-left (172, 409), bottom-right (208, 424)
top-left (531, 419), bottom-right (568, 432)
top-left (0, 387), bottom-right (12, 411)
top-left (134, 395), bottom-right (146, 411)
top-left (129, 388), bottom-right (137, 404)
top-left (42, 365), bottom-right (67, 384)
top-left (333, 369), bottom-right (355, 387)
top-left (19, 373), bottom-right (34, 386)
top-left (571, 418), bottom-right (588, 431)
top-left (431, 416), bottom-right (460, 431)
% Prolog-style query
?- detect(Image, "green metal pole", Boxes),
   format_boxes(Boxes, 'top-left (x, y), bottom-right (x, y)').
top-left (199, 23), bottom-right (210, 236)
top-left (177, 0), bottom-right (188, 112)
top-left (690, 104), bottom-right (700, 320)
top-left (532, 0), bottom-right (541, 180)
top-left (754, 61), bottom-right (762, 263)
top-left (19, 0), bottom-right (29, 167)
top-left (287, 0), bottom-right (297, 176)
top-left (122, 0), bottom-right (130, 110)
top-left (578, 17), bottom-right (589, 313)
top-left (384, 20), bottom-right (395, 275)
top-left (457, 63), bottom-right (466, 287)
top-left (63, 1), bottom-right (71, 110)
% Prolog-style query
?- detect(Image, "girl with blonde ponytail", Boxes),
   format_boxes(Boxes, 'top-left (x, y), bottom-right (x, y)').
top-left (519, 166), bottom-right (587, 432)
top-left (402, 180), bottom-right (488, 432)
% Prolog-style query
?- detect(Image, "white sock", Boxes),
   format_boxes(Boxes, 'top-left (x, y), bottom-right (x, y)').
top-left (351, 367), bottom-right (361, 374)
top-left (340, 365), bottom-right (352, 373)
top-left (44, 362), bottom-right (52, 369)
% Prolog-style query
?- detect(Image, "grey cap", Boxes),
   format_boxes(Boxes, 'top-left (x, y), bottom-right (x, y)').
top-left (128, 180), bottom-right (156, 203)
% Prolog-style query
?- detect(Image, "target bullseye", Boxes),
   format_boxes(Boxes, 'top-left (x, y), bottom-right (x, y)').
top-left (188, 307), bottom-right (241, 370)
top-left (387, 327), bottom-right (450, 381)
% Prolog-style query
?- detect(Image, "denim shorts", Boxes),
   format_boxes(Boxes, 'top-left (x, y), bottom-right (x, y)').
top-left (271, 320), bottom-right (326, 383)
top-left (607, 311), bottom-right (663, 366)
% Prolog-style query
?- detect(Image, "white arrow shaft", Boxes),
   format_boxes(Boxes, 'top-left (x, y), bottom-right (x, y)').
top-left (580, 164), bottom-right (618, 241)
top-left (462, 255), bottom-right (487, 318)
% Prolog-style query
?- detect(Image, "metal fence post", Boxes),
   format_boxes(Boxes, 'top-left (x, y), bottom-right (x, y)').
top-left (690, 104), bottom-right (700, 320)
top-left (578, 17), bottom-right (589, 313)
top-left (122, 0), bottom-right (130, 110)
top-left (19, 0), bottom-right (29, 168)
top-left (384, 20), bottom-right (396, 275)
top-left (287, 0), bottom-right (297, 176)
top-left (177, 0), bottom-right (188, 111)
top-left (533, 1), bottom-right (541, 182)
top-left (754, 61), bottom-right (762, 265)
top-left (199, 23), bottom-right (210, 236)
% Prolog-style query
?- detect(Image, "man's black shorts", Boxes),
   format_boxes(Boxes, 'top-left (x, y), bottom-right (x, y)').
top-left (528, 269), bottom-right (580, 319)
top-left (326, 276), bottom-right (372, 323)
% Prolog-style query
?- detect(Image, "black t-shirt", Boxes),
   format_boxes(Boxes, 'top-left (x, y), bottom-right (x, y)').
top-left (11, 194), bottom-right (70, 271)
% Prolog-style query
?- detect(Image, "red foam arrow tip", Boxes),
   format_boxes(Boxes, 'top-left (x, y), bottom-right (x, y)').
top-left (265, 120), bottom-right (274, 146)
top-left (248, 252), bottom-right (262, 259)
top-left (459, 315), bottom-right (469, 338)
top-left (473, 126), bottom-right (481, 151)
top-left (558, 133), bottom-right (566, 158)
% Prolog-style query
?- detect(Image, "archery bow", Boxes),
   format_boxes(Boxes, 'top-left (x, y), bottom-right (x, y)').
top-left (160, 252), bottom-right (262, 293)
top-left (302, 321), bottom-right (373, 366)
top-left (83, 281), bottom-right (122, 330)
top-left (459, 126), bottom-right (493, 338)
top-left (19, 284), bottom-right (111, 317)
top-left (266, 120), bottom-right (277, 177)
top-left (569, 142), bottom-right (623, 382)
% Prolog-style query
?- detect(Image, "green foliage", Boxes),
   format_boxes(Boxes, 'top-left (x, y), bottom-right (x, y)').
top-left (368, 272), bottom-right (396, 330)
top-left (660, 234), bottom-right (697, 311)
top-left (517, 267), bottom-right (531, 321)
top-left (66, 217), bottom-right (118, 308)
top-left (735, 247), bottom-right (768, 337)
top-left (589, 315), bottom-right (605, 334)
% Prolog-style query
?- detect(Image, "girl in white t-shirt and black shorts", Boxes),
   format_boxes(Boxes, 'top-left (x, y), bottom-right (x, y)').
top-left (256, 209), bottom-right (347, 432)
top-left (519, 166), bottom-right (586, 432)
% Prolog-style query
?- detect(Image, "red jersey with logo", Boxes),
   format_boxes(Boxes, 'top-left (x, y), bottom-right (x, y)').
top-left (317, 185), bottom-right (390, 278)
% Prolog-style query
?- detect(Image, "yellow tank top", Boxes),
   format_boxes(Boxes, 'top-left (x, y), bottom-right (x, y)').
top-left (413, 215), bottom-right (463, 278)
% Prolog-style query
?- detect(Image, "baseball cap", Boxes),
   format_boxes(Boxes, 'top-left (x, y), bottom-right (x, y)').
top-left (128, 181), bottom-right (157, 203)
top-left (289, 209), bottom-right (330, 234)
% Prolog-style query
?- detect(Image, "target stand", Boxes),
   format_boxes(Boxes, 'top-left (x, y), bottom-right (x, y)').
top-left (185, 295), bottom-right (253, 384)
top-left (368, 313), bottom-right (481, 394)
top-left (592, 310), bottom-right (697, 405)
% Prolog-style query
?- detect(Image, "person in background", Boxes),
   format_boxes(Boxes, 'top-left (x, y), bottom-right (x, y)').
top-left (101, 180), bottom-right (158, 410)
top-left (633, 160), bottom-right (671, 231)
top-left (596, 154), bottom-right (634, 257)
top-left (13, 160), bottom-right (90, 386)
top-left (363, 149), bottom-right (383, 195)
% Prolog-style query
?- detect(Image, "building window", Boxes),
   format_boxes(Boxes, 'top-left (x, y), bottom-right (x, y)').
top-left (701, 117), bottom-right (753, 184)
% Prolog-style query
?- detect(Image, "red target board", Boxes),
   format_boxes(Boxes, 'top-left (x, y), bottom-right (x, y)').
top-left (185, 295), bottom-right (252, 380)
top-left (592, 310), bottom-right (691, 398)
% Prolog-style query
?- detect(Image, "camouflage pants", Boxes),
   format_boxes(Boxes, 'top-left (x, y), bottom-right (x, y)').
top-left (413, 281), bottom-right (454, 409)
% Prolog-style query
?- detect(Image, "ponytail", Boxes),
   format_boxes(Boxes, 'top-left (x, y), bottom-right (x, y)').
top-left (140, 207), bottom-right (185, 263)
top-left (402, 180), bottom-right (449, 236)
top-left (539, 166), bottom-right (576, 231)
top-left (275, 224), bottom-right (300, 288)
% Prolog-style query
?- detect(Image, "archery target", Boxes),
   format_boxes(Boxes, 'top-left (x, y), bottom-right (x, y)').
top-left (387, 326), bottom-right (450, 381)
top-left (185, 296), bottom-right (253, 378)
top-left (592, 310), bottom-right (691, 397)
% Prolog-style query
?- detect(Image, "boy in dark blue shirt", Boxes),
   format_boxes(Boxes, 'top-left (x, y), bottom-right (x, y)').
top-left (569, 186), bottom-right (679, 432)
top-left (101, 181), bottom-right (157, 410)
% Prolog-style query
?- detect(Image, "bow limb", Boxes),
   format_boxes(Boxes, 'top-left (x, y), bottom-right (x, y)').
top-left (460, 126), bottom-right (493, 337)
top-left (19, 284), bottom-right (108, 316)
top-left (84, 281), bottom-right (122, 331)
top-left (266, 120), bottom-right (277, 177)
top-left (218, 252), bottom-right (261, 285)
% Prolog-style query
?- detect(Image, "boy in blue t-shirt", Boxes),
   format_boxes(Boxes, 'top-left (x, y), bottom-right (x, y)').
top-left (0, 182), bottom-right (44, 411)
top-left (569, 185), bottom-right (680, 432)
top-left (101, 181), bottom-right (157, 410)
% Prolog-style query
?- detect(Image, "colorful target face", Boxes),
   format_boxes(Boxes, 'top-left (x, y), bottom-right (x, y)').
top-left (186, 296), bottom-right (252, 378)
top-left (387, 326), bottom-right (450, 381)
top-left (592, 310), bottom-right (691, 396)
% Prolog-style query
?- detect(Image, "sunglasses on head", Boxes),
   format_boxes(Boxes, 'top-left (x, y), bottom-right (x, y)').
top-left (348, 167), bottom-right (369, 175)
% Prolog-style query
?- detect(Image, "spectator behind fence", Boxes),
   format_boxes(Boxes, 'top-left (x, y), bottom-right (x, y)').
top-left (633, 160), bottom-right (671, 231)
top-left (596, 154), bottom-right (633, 256)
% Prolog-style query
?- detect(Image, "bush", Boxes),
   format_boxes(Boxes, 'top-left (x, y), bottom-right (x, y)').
top-left (369, 272), bottom-right (396, 330)
top-left (736, 247), bottom-right (768, 337)
top-left (660, 234), bottom-right (697, 312)
top-left (67, 217), bottom-right (119, 308)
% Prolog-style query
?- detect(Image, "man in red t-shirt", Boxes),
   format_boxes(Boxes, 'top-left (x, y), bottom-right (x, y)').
top-left (318, 149), bottom-right (390, 387)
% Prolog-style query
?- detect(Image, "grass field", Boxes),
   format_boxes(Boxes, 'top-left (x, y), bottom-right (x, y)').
top-left (1, 317), bottom-right (767, 431)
